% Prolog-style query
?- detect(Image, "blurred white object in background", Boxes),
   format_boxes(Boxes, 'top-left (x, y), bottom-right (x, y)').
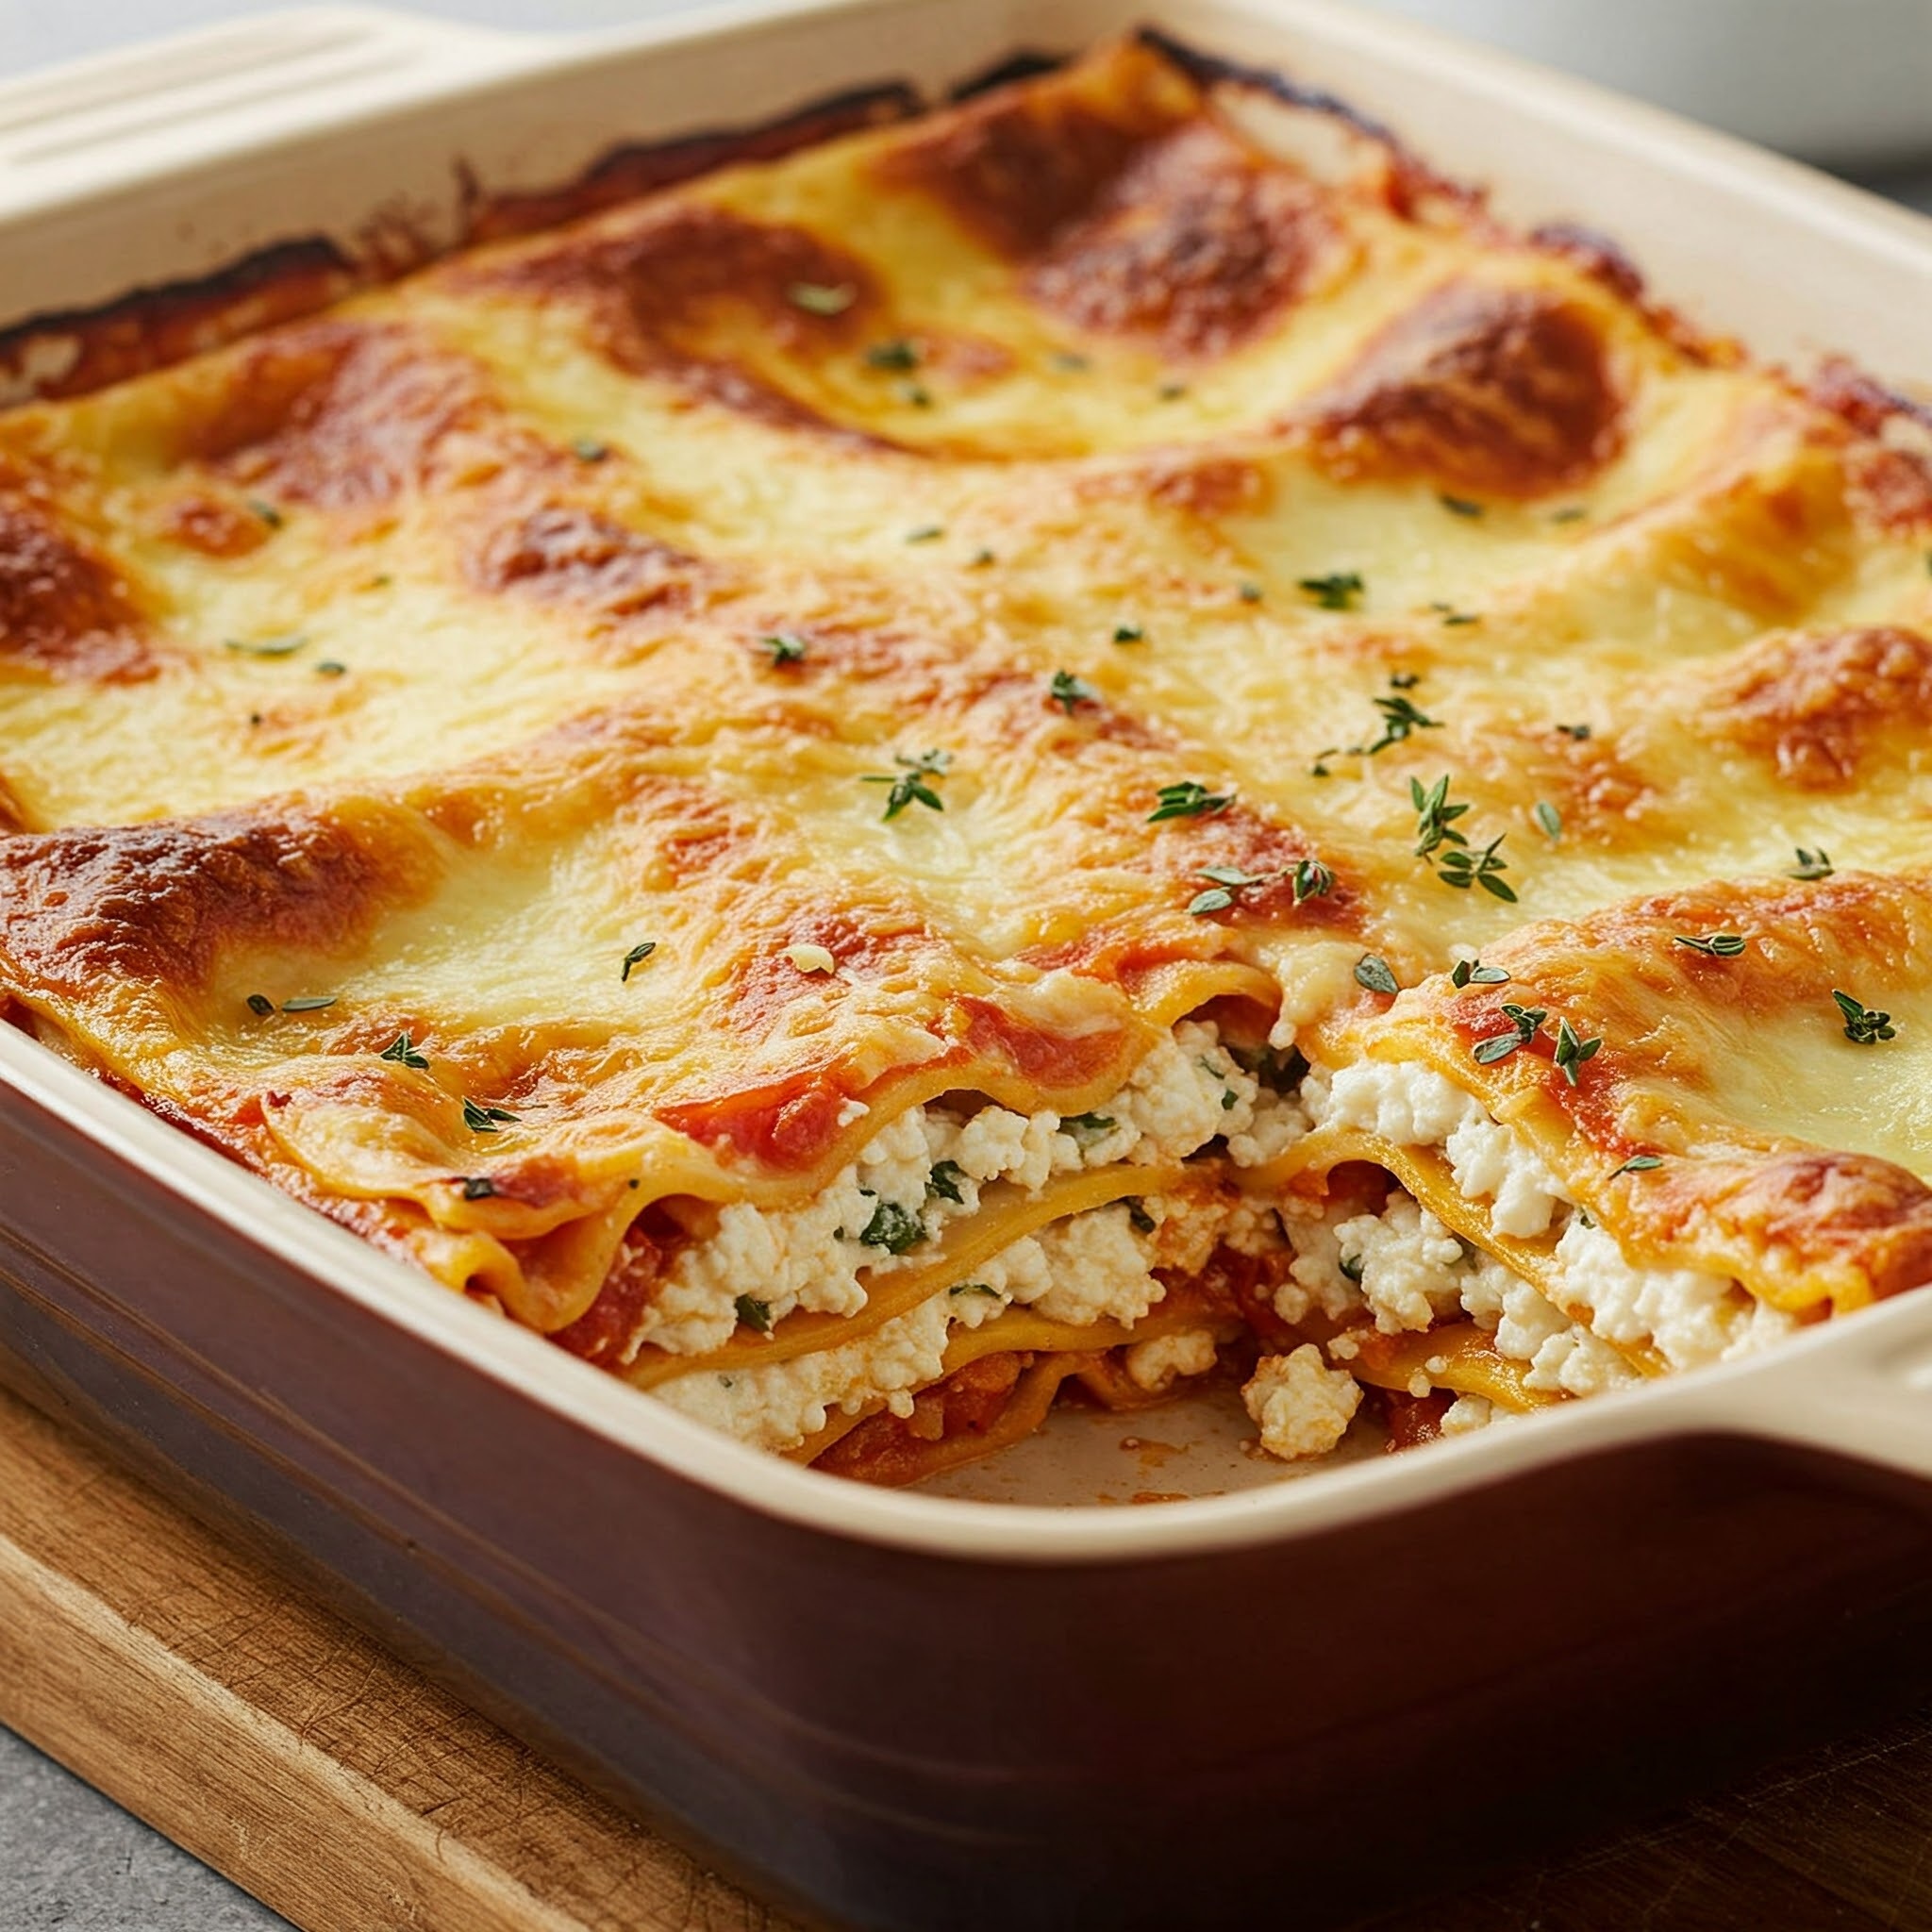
top-left (1357, 0), bottom-right (1932, 166)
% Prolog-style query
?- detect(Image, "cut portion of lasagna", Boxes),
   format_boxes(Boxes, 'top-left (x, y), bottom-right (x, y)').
top-left (4, 33), bottom-right (1932, 1481)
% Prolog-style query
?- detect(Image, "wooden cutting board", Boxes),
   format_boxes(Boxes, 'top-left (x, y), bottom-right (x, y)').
top-left (3, 1373), bottom-right (1929, 1932)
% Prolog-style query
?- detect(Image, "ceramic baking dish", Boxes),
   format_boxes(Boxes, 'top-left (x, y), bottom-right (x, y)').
top-left (8, 5), bottom-right (1932, 1925)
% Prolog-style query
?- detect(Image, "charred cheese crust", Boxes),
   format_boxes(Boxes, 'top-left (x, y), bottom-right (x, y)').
top-left (4, 34), bottom-right (1932, 1467)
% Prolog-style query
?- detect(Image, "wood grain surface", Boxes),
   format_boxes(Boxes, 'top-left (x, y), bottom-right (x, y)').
top-left (2, 1373), bottom-right (1928, 1932)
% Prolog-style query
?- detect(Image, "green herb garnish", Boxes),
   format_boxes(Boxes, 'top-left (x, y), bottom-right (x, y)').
top-left (1473, 1003), bottom-right (1547, 1064)
top-left (1124, 1198), bottom-right (1157, 1234)
top-left (1534, 802), bottom-right (1562, 841)
top-left (1299, 571), bottom-right (1364, 612)
top-left (735, 1293), bottom-right (774, 1334)
top-left (459, 1176), bottom-right (496, 1200)
top-left (462, 1098), bottom-right (520, 1134)
top-left (1049, 670), bottom-right (1097, 715)
top-left (1338, 1253), bottom-right (1366, 1284)
top-left (1439, 494), bottom-right (1485, 518)
top-left (1149, 780), bottom-right (1234, 823)
top-left (950, 1281), bottom-right (1000, 1298)
top-left (1673, 933), bottom-right (1746, 958)
top-left (1609, 1155), bottom-right (1662, 1179)
top-left (1450, 959), bottom-right (1509, 988)
top-left (904, 524), bottom-right (944, 543)
top-left (864, 748), bottom-right (952, 820)
top-left (1062, 1112), bottom-right (1117, 1136)
top-left (1113, 622), bottom-right (1145, 644)
top-left (1358, 692), bottom-right (1440, 755)
top-left (246, 498), bottom-right (283, 528)
top-left (1834, 990), bottom-right (1897, 1044)
top-left (1556, 722), bottom-right (1592, 741)
top-left (1790, 847), bottom-right (1835, 880)
top-left (621, 941), bottom-right (658, 981)
top-left (245, 993), bottom-right (275, 1018)
top-left (1355, 955), bottom-right (1400, 996)
top-left (1291, 857), bottom-right (1335, 904)
top-left (1552, 1018), bottom-right (1601, 1086)
top-left (1238, 581), bottom-right (1263, 604)
top-left (379, 1032), bottom-right (429, 1071)
top-left (572, 436), bottom-right (608, 462)
top-left (280, 995), bottom-right (337, 1013)
top-left (865, 339), bottom-right (921, 371)
top-left (758, 632), bottom-right (808, 665)
top-left (1437, 834), bottom-right (1517, 901)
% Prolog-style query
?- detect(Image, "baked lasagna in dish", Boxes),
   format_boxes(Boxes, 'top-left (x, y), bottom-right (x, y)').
top-left (4, 33), bottom-right (1932, 1484)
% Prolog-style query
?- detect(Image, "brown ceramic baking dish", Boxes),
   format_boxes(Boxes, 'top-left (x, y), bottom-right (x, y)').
top-left (7, 5), bottom-right (1932, 1925)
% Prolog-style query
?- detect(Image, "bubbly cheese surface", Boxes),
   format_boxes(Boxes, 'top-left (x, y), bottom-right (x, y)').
top-left (5, 34), bottom-right (1932, 1457)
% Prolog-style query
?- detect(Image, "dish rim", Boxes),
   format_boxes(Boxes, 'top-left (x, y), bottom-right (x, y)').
top-left (8, 0), bottom-right (1932, 1564)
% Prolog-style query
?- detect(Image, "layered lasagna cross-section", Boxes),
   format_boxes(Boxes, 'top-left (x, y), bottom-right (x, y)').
top-left (5, 34), bottom-right (1932, 1481)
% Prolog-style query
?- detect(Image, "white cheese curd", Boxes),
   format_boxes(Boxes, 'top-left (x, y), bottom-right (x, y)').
top-left (641, 1018), bottom-right (1285, 1357)
top-left (658, 1202), bottom-right (1175, 1453)
top-left (1440, 1393), bottom-right (1493, 1436)
top-left (1125, 1326), bottom-right (1223, 1393)
top-left (1242, 1345), bottom-right (1361, 1458)
top-left (1333, 1195), bottom-right (1468, 1334)
top-left (1011, 1204), bottom-right (1165, 1327)
top-left (1553, 1218), bottom-right (1796, 1370)
top-left (1272, 1196), bottom-right (1371, 1328)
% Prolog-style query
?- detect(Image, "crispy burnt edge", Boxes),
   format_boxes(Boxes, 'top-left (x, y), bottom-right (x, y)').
top-left (0, 25), bottom-right (1744, 411)
top-left (0, 82), bottom-right (921, 405)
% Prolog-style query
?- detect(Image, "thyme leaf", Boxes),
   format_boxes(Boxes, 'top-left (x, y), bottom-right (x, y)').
top-left (1355, 955), bottom-right (1399, 996)
top-left (1834, 989), bottom-right (1897, 1044)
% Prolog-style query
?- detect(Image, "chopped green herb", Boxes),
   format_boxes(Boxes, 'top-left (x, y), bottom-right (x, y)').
top-left (1149, 780), bottom-right (1234, 823)
top-left (1189, 887), bottom-right (1235, 917)
top-left (863, 747), bottom-right (952, 820)
top-left (950, 1281), bottom-right (1001, 1298)
top-left (621, 941), bottom-right (658, 981)
top-left (1062, 1112), bottom-right (1117, 1136)
top-left (1473, 1003), bottom-right (1547, 1065)
top-left (787, 281), bottom-right (855, 315)
top-left (246, 498), bottom-right (284, 528)
top-left (379, 1032), bottom-right (429, 1071)
top-left (1552, 1017), bottom-right (1601, 1086)
top-left (1439, 609), bottom-right (1481, 627)
top-left (1338, 1253), bottom-right (1365, 1284)
top-left (1291, 857), bottom-right (1335, 904)
top-left (858, 1198), bottom-right (926, 1253)
top-left (904, 524), bottom-right (944, 543)
top-left (968, 547), bottom-right (996, 568)
top-left (1355, 954), bottom-right (1400, 997)
top-left (1049, 670), bottom-right (1097, 715)
top-left (1556, 722), bottom-right (1592, 741)
top-left (245, 993), bottom-right (275, 1018)
top-left (758, 631), bottom-right (808, 665)
top-left (462, 1098), bottom-right (520, 1134)
top-left (1534, 801), bottom-right (1562, 841)
top-left (280, 995), bottom-right (337, 1013)
top-left (1436, 833), bottom-right (1517, 902)
top-left (1358, 692), bottom-right (1440, 756)
top-left (898, 381), bottom-right (931, 408)
top-left (224, 633), bottom-right (308, 658)
top-left (1124, 1198), bottom-right (1157, 1235)
top-left (926, 1160), bottom-right (968, 1206)
top-left (571, 436), bottom-right (608, 462)
top-left (1790, 847), bottom-right (1835, 880)
top-left (865, 339), bottom-right (922, 371)
top-left (1609, 1155), bottom-right (1662, 1179)
top-left (1238, 581), bottom-right (1263, 603)
top-left (1298, 571), bottom-right (1364, 612)
top-left (1833, 989), bottom-right (1897, 1044)
top-left (1450, 959), bottom-right (1509, 989)
top-left (1439, 494), bottom-right (1485, 518)
top-left (1190, 864), bottom-right (1274, 917)
top-left (459, 1176), bottom-right (496, 1200)
top-left (314, 660), bottom-right (347, 677)
top-left (1673, 932), bottom-right (1747, 958)
top-left (1410, 774), bottom-right (1472, 858)
top-left (1389, 671), bottom-right (1421, 691)
top-left (1112, 622), bottom-right (1145, 644)
top-left (735, 1293), bottom-right (774, 1334)
top-left (1227, 1042), bottom-right (1309, 1090)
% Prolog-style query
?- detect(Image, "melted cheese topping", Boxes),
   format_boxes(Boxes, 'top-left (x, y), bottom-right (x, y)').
top-left (4, 34), bottom-right (1932, 1470)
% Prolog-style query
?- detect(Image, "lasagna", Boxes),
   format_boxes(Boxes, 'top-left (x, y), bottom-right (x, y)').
top-left (3, 34), bottom-right (1931, 1483)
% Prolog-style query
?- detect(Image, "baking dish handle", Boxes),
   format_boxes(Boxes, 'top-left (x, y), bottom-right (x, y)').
top-left (0, 6), bottom-right (555, 217)
top-left (1694, 1294), bottom-right (1932, 1486)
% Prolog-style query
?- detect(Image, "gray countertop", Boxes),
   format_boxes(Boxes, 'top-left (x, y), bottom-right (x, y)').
top-left (2, 1), bottom-right (1931, 1925)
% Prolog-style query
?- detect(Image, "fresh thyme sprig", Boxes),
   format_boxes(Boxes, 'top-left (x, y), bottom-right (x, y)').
top-left (864, 749), bottom-right (952, 819)
top-left (1833, 990), bottom-right (1897, 1044)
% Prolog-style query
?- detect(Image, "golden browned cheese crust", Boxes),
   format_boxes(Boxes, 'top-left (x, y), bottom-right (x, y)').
top-left (3, 34), bottom-right (1932, 1373)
